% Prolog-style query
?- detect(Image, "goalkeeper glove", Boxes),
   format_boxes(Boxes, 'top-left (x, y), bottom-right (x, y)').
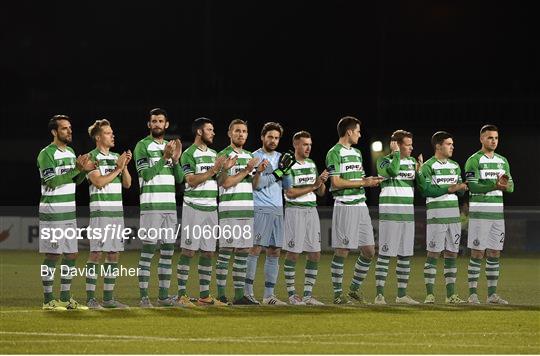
top-left (272, 150), bottom-right (296, 180)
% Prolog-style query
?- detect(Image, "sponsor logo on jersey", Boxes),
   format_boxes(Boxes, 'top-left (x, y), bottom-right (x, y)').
top-left (379, 160), bottom-right (390, 168)
top-left (298, 176), bottom-right (315, 184)
top-left (465, 171), bottom-right (475, 179)
top-left (398, 172), bottom-right (415, 179)
top-left (483, 171), bottom-right (500, 178)
top-left (435, 177), bottom-right (457, 184)
top-left (42, 168), bottom-right (55, 179)
top-left (59, 168), bottom-right (71, 175)
top-left (136, 158), bottom-right (148, 166)
top-left (199, 165), bottom-right (213, 172)
top-left (344, 163), bottom-right (361, 172)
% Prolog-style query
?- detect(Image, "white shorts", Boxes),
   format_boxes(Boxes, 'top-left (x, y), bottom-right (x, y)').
top-left (39, 220), bottom-right (78, 254)
top-left (139, 212), bottom-right (178, 245)
top-left (88, 216), bottom-right (125, 252)
top-left (331, 202), bottom-right (375, 249)
top-left (468, 219), bottom-right (505, 251)
top-left (219, 218), bottom-right (254, 249)
top-left (180, 204), bottom-right (218, 252)
top-left (283, 207), bottom-right (321, 254)
top-left (378, 220), bottom-right (414, 257)
top-left (426, 223), bottom-right (461, 253)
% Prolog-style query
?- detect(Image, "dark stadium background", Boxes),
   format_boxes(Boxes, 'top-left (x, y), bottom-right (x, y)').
top-left (1, 2), bottom-right (537, 207)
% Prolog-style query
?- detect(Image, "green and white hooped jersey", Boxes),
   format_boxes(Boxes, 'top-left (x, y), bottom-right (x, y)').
top-left (181, 144), bottom-right (218, 212)
top-left (377, 152), bottom-right (416, 222)
top-left (218, 146), bottom-right (254, 219)
top-left (284, 158), bottom-right (318, 208)
top-left (465, 151), bottom-right (512, 220)
top-left (87, 148), bottom-right (123, 218)
top-left (37, 144), bottom-right (77, 222)
top-left (326, 143), bottom-right (366, 205)
top-left (134, 136), bottom-right (177, 213)
top-left (421, 157), bottom-right (462, 224)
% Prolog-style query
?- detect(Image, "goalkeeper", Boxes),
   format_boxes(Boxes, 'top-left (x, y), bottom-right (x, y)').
top-left (244, 122), bottom-right (293, 305)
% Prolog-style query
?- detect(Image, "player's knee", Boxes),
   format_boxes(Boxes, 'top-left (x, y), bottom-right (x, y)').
top-left (249, 246), bottom-right (262, 256)
top-left (486, 249), bottom-right (500, 258)
top-left (443, 251), bottom-right (457, 259)
top-left (334, 248), bottom-right (349, 258)
top-left (88, 251), bottom-right (102, 263)
top-left (201, 251), bottom-right (213, 259)
top-left (361, 246), bottom-right (375, 259)
top-left (285, 252), bottom-right (299, 262)
top-left (267, 247), bottom-right (281, 257)
top-left (64, 252), bottom-right (78, 260)
top-left (106, 252), bottom-right (119, 263)
top-left (182, 249), bottom-right (195, 258)
top-left (308, 252), bottom-right (320, 261)
top-left (45, 253), bottom-right (61, 261)
top-left (471, 249), bottom-right (484, 259)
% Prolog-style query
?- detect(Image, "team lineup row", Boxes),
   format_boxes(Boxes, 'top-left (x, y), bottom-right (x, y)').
top-left (37, 109), bottom-right (514, 310)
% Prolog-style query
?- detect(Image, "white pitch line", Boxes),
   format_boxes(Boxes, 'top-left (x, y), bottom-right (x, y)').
top-left (0, 336), bottom-right (538, 350)
top-left (1, 330), bottom-right (539, 349)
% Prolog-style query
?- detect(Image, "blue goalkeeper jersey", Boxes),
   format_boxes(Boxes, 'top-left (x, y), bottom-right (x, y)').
top-left (253, 148), bottom-right (291, 215)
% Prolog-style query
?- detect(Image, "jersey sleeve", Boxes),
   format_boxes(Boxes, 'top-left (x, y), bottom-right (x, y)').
top-left (180, 150), bottom-right (196, 175)
top-left (504, 157), bottom-right (514, 193)
top-left (326, 149), bottom-right (341, 176)
top-left (465, 155), bottom-right (495, 194)
top-left (377, 151), bottom-right (400, 178)
top-left (134, 141), bottom-right (150, 173)
top-left (37, 149), bottom-right (56, 183)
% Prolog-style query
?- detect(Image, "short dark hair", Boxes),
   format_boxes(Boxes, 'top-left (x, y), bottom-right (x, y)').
top-left (431, 131), bottom-right (453, 149)
top-left (48, 114), bottom-right (70, 131)
top-left (228, 119), bottom-right (248, 131)
top-left (192, 117), bottom-right (214, 136)
top-left (480, 124), bottom-right (498, 135)
top-left (149, 108), bottom-right (168, 120)
top-left (391, 129), bottom-right (413, 144)
top-left (293, 131), bottom-right (311, 142)
top-left (88, 119), bottom-right (111, 141)
top-left (337, 116), bottom-right (361, 137)
top-left (261, 122), bottom-right (283, 137)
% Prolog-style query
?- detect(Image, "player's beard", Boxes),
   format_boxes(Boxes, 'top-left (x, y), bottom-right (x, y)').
top-left (151, 128), bottom-right (165, 138)
top-left (58, 134), bottom-right (72, 145)
top-left (202, 135), bottom-right (213, 146)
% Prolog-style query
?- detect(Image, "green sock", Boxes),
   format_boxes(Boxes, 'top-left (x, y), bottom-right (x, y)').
top-left (158, 243), bottom-right (174, 300)
top-left (331, 255), bottom-right (345, 298)
top-left (216, 249), bottom-right (232, 298)
top-left (375, 255), bottom-right (390, 296)
top-left (233, 252), bottom-right (248, 300)
top-left (85, 262), bottom-right (98, 301)
top-left (486, 257), bottom-right (500, 296)
top-left (303, 260), bottom-right (318, 298)
top-left (198, 255), bottom-right (212, 299)
top-left (138, 243), bottom-right (156, 298)
top-left (444, 257), bottom-right (457, 298)
top-left (177, 254), bottom-right (191, 297)
top-left (468, 257), bottom-right (482, 295)
top-left (424, 257), bottom-right (437, 295)
top-left (350, 256), bottom-right (371, 291)
top-left (60, 258), bottom-right (76, 302)
top-left (42, 258), bottom-right (57, 304)
top-left (103, 262), bottom-right (117, 302)
top-left (396, 256), bottom-right (410, 298)
top-left (284, 259), bottom-right (296, 297)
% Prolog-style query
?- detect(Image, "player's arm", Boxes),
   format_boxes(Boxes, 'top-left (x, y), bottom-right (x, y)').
top-left (503, 158), bottom-right (514, 193)
top-left (38, 150), bottom-right (82, 189)
top-left (134, 141), bottom-right (166, 182)
top-left (455, 166), bottom-right (466, 197)
top-left (416, 164), bottom-right (450, 197)
top-left (284, 169), bottom-right (328, 198)
top-left (88, 152), bottom-right (129, 189)
top-left (219, 158), bottom-right (258, 189)
top-left (465, 156), bottom-right (497, 193)
top-left (377, 151), bottom-right (400, 178)
top-left (172, 163), bottom-right (185, 184)
top-left (183, 153), bottom-right (223, 188)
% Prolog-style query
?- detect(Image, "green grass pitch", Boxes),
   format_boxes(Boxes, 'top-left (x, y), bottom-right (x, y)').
top-left (1, 251), bottom-right (539, 354)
